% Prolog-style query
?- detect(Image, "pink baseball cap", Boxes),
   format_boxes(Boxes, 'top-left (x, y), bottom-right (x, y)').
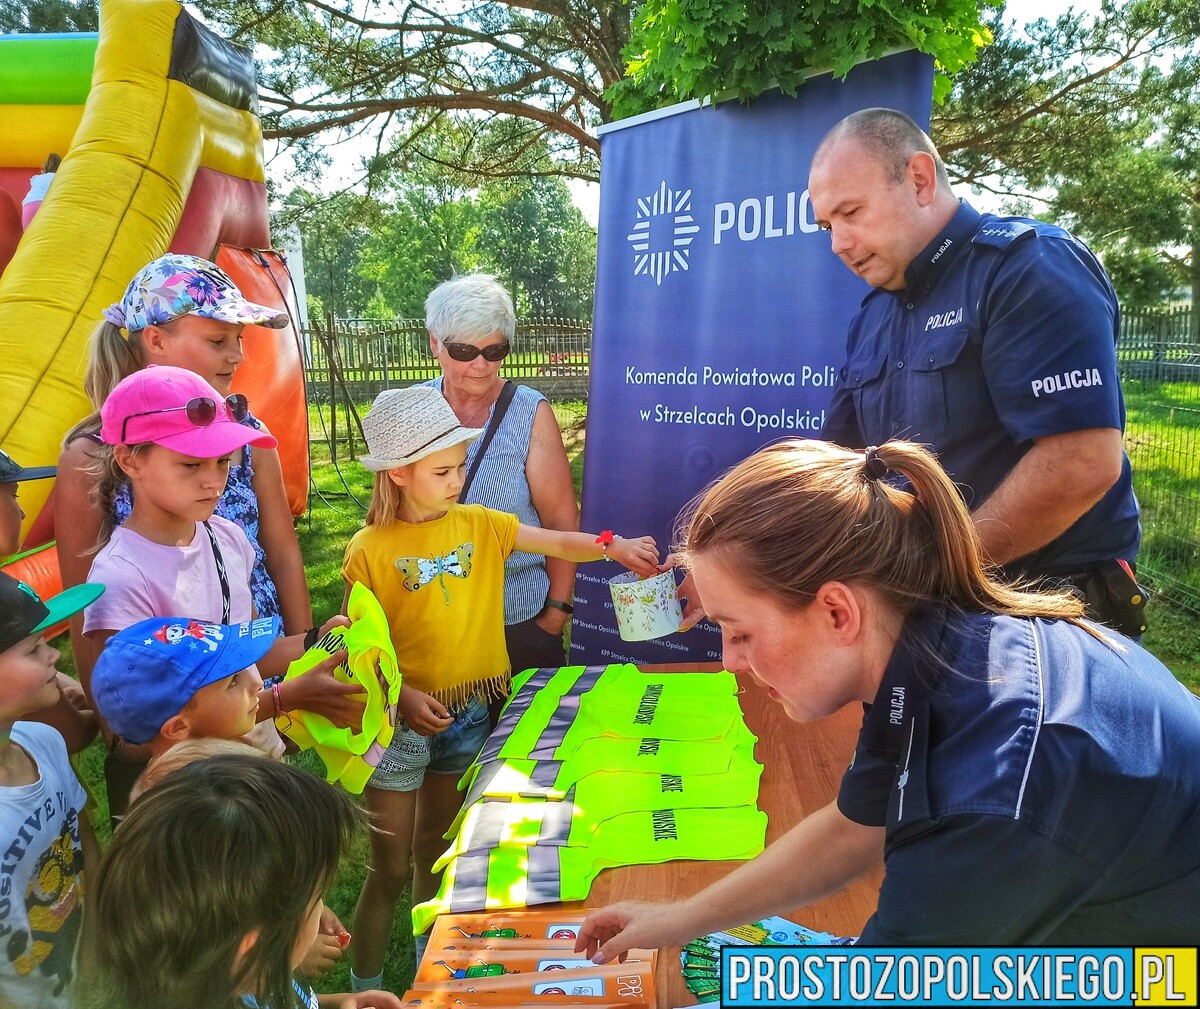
top-left (100, 366), bottom-right (278, 456)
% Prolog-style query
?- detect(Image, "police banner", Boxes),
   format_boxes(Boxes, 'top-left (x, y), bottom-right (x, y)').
top-left (571, 50), bottom-right (935, 665)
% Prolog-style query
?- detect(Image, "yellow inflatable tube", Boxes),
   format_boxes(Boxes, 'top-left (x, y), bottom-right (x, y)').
top-left (0, 106), bottom-right (84, 165)
top-left (0, 0), bottom-right (267, 539)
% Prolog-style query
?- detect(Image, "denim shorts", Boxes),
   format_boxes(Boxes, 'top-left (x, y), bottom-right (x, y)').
top-left (368, 695), bottom-right (491, 792)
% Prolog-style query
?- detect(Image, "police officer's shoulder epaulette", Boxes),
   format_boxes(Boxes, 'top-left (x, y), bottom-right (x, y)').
top-left (972, 219), bottom-right (1036, 249)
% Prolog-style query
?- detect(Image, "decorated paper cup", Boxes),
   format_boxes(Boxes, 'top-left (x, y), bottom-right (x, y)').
top-left (608, 569), bottom-right (682, 641)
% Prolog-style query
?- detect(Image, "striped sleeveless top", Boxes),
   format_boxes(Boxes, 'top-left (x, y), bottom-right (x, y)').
top-left (429, 378), bottom-right (548, 624)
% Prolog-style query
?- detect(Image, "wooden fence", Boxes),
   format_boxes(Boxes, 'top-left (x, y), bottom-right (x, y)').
top-left (1118, 304), bottom-right (1200, 382)
top-left (1115, 305), bottom-right (1200, 613)
top-left (304, 316), bottom-right (592, 403)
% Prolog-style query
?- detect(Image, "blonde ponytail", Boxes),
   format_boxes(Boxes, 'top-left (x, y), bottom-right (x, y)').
top-left (85, 443), bottom-right (149, 551)
top-left (677, 439), bottom-right (1083, 622)
top-left (870, 442), bottom-right (1083, 619)
top-left (85, 319), bottom-right (145, 409)
top-left (65, 320), bottom-right (146, 444)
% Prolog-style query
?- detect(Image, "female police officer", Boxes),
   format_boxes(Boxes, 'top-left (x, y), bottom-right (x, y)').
top-left (577, 439), bottom-right (1200, 957)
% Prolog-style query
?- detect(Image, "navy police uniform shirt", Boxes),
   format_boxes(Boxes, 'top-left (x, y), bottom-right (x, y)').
top-left (822, 201), bottom-right (1140, 577)
top-left (839, 608), bottom-right (1200, 944)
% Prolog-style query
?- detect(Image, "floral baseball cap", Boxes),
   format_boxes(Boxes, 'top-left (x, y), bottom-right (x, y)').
top-left (103, 254), bottom-right (289, 333)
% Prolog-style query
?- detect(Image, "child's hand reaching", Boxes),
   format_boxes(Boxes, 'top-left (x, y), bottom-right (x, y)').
top-left (298, 932), bottom-right (343, 977)
top-left (318, 613), bottom-right (352, 637)
top-left (608, 534), bottom-right (660, 577)
top-left (286, 650), bottom-right (367, 729)
top-left (299, 905), bottom-right (350, 978)
top-left (399, 684), bottom-right (454, 736)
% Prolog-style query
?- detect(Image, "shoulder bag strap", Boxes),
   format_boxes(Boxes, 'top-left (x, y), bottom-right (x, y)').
top-left (458, 380), bottom-right (518, 504)
top-left (202, 520), bottom-right (232, 623)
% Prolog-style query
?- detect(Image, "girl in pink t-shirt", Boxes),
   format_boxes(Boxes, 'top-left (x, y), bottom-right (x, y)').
top-left (84, 366), bottom-right (360, 817)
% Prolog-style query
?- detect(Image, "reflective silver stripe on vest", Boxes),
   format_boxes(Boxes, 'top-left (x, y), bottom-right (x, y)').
top-left (480, 665), bottom-right (560, 761)
top-left (462, 790), bottom-right (579, 852)
top-left (462, 760), bottom-right (504, 809)
top-left (465, 797), bottom-right (513, 851)
top-left (462, 758), bottom-right (565, 808)
top-left (477, 664), bottom-right (592, 766)
top-left (527, 664), bottom-right (609, 759)
top-left (538, 787), bottom-right (577, 845)
top-left (448, 852), bottom-right (492, 913)
top-left (525, 844), bottom-right (564, 905)
top-left (530, 759), bottom-right (562, 788)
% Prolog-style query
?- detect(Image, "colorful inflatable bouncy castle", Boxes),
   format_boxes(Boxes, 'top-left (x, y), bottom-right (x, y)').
top-left (0, 0), bottom-right (308, 582)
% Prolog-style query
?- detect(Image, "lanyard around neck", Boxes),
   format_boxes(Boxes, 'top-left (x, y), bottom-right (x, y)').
top-left (202, 521), bottom-right (232, 623)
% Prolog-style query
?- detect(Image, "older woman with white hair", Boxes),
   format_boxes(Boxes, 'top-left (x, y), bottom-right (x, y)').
top-left (425, 274), bottom-right (579, 702)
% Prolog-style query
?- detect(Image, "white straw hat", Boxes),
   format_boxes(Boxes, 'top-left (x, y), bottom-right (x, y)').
top-left (361, 387), bottom-right (483, 471)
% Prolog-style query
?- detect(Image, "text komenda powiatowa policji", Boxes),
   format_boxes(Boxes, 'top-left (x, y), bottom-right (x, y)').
top-left (625, 363), bottom-right (832, 433)
top-left (624, 363), bottom-right (837, 389)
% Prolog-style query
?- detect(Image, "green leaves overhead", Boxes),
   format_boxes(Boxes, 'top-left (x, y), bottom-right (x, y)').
top-left (936, 0), bottom-right (1200, 308)
top-left (612, 0), bottom-right (998, 118)
top-left (0, 0), bottom-right (97, 32)
top-left (195, 0), bottom-right (629, 184)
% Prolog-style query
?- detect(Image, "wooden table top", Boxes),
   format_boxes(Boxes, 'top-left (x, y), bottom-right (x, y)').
top-left (563, 665), bottom-right (883, 1007)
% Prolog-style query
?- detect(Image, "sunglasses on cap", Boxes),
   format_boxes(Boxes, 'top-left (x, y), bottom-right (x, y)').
top-left (442, 341), bottom-right (511, 363)
top-left (121, 394), bottom-right (250, 444)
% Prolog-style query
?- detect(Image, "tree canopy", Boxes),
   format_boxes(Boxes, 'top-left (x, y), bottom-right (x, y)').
top-left (8, 0), bottom-right (1199, 310)
top-left (614, 0), bottom-right (994, 115)
top-left (187, 0), bottom-right (996, 186)
top-left (0, 0), bottom-right (96, 32)
top-left (934, 0), bottom-right (1200, 307)
top-left (287, 161), bottom-right (597, 321)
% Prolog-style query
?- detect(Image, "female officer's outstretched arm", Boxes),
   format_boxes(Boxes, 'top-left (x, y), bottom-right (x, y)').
top-left (576, 801), bottom-right (882, 964)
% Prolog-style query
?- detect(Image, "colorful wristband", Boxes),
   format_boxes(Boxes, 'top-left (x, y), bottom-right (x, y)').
top-left (272, 681), bottom-right (288, 716)
top-left (596, 529), bottom-right (616, 561)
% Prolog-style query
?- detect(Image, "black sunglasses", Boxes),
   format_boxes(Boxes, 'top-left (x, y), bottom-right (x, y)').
top-left (121, 394), bottom-right (250, 443)
top-left (442, 341), bottom-right (510, 363)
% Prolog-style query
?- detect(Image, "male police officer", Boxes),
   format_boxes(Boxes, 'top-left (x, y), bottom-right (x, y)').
top-left (810, 108), bottom-right (1143, 634)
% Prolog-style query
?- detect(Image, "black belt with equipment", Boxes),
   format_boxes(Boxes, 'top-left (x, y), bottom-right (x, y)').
top-left (1060, 559), bottom-right (1149, 639)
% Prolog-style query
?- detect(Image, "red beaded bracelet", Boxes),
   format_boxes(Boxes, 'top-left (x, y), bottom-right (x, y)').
top-left (595, 529), bottom-right (615, 561)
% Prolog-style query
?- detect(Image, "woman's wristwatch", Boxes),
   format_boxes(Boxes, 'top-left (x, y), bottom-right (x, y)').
top-left (543, 598), bottom-right (574, 615)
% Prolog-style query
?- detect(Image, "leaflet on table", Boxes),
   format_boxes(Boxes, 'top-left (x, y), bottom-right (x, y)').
top-left (416, 948), bottom-right (657, 984)
top-left (699, 914), bottom-right (854, 947)
top-left (427, 910), bottom-right (591, 948)
top-left (401, 991), bottom-right (649, 1009)
top-left (411, 961), bottom-right (655, 1001)
top-left (680, 916), bottom-right (855, 1003)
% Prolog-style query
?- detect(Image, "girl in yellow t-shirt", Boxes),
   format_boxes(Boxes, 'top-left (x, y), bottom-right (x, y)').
top-left (342, 386), bottom-right (658, 990)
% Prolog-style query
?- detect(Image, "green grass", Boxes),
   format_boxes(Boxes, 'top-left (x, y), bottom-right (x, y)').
top-left (1141, 603), bottom-right (1200, 693)
top-left (296, 445), bottom-right (408, 994)
top-left (1123, 378), bottom-right (1200, 687)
